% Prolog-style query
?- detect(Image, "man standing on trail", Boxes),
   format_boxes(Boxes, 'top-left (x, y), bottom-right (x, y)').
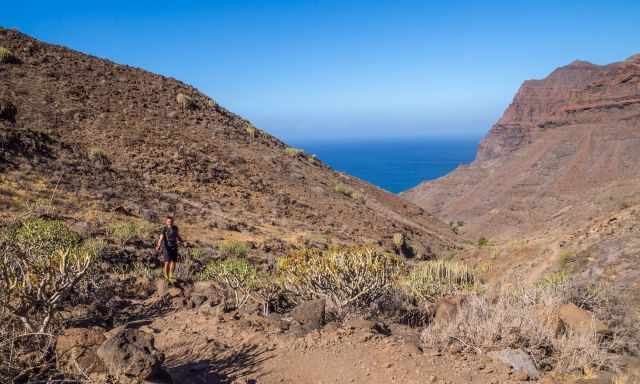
top-left (156, 216), bottom-right (183, 283)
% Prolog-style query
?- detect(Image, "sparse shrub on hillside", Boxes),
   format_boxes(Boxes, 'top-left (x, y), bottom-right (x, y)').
top-left (536, 270), bottom-right (570, 288)
top-left (449, 220), bottom-right (464, 235)
top-left (334, 183), bottom-right (364, 201)
top-left (558, 250), bottom-right (577, 269)
top-left (285, 147), bottom-right (304, 156)
top-left (88, 146), bottom-right (110, 168)
top-left (207, 99), bottom-right (217, 108)
top-left (217, 239), bottom-right (249, 258)
top-left (278, 245), bottom-right (404, 312)
top-left (0, 47), bottom-right (18, 64)
top-left (404, 259), bottom-right (477, 302)
top-left (252, 272), bottom-right (283, 316)
top-left (477, 237), bottom-right (489, 247)
top-left (0, 218), bottom-right (97, 333)
top-left (201, 258), bottom-right (257, 309)
top-left (245, 125), bottom-right (257, 138)
top-left (393, 232), bottom-right (405, 249)
top-left (422, 281), bottom-right (631, 373)
top-left (176, 92), bottom-right (196, 111)
top-left (106, 222), bottom-right (138, 246)
top-left (0, 98), bottom-right (17, 123)
top-left (106, 221), bottom-right (155, 246)
top-left (391, 232), bottom-right (423, 258)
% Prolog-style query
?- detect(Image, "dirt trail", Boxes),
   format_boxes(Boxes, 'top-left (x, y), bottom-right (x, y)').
top-left (146, 309), bottom-right (521, 384)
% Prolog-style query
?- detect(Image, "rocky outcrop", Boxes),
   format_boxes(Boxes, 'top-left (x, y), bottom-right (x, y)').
top-left (291, 299), bottom-right (326, 332)
top-left (96, 328), bottom-right (169, 384)
top-left (55, 327), bottom-right (107, 378)
top-left (403, 54), bottom-right (640, 239)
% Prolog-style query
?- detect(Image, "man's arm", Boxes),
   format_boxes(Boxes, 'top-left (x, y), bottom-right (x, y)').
top-left (156, 233), bottom-right (164, 251)
top-left (176, 228), bottom-right (184, 244)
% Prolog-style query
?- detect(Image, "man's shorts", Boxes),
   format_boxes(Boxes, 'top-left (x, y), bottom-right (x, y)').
top-left (163, 247), bottom-right (179, 262)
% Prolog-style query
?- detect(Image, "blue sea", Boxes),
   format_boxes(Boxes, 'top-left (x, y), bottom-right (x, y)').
top-left (291, 138), bottom-right (479, 193)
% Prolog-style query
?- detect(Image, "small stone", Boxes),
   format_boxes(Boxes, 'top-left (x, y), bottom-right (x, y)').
top-left (513, 368), bottom-right (530, 381)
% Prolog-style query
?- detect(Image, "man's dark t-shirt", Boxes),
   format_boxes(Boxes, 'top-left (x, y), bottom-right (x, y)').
top-left (162, 225), bottom-right (179, 262)
top-left (163, 225), bottom-right (179, 249)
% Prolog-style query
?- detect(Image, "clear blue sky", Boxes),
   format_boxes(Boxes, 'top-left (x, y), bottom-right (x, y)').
top-left (4, 1), bottom-right (639, 141)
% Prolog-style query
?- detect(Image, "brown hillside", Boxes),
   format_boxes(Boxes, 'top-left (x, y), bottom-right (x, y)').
top-left (0, 28), bottom-right (456, 256)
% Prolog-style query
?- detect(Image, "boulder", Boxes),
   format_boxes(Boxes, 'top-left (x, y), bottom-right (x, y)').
top-left (487, 348), bottom-right (539, 379)
top-left (56, 327), bottom-right (107, 377)
top-left (291, 299), bottom-right (325, 332)
top-left (558, 303), bottom-right (608, 335)
top-left (97, 328), bottom-right (167, 384)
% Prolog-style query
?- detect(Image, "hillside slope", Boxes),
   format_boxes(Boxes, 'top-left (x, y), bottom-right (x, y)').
top-left (0, 28), bottom-right (456, 256)
top-left (403, 55), bottom-right (640, 240)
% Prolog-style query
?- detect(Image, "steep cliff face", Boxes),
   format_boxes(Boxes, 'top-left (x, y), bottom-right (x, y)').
top-left (403, 54), bottom-right (640, 238)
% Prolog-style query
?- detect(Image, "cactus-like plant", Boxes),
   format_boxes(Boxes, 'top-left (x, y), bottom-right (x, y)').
top-left (278, 245), bottom-right (403, 311)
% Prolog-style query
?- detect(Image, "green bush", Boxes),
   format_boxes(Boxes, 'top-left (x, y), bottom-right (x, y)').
top-left (0, 219), bottom-right (96, 332)
top-left (334, 183), bottom-right (364, 201)
top-left (106, 222), bottom-right (138, 246)
top-left (278, 245), bottom-right (404, 312)
top-left (201, 258), bottom-right (257, 308)
top-left (478, 237), bottom-right (489, 247)
top-left (217, 239), bottom-right (249, 258)
top-left (404, 259), bottom-right (477, 302)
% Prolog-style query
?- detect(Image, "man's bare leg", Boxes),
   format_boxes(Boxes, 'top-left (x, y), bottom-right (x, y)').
top-left (163, 262), bottom-right (170, 280)
top-left (168, 261), bottom-right (176, 282)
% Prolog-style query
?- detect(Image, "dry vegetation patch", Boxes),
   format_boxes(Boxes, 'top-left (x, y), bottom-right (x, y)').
top-left (422, 280), bottom-right (635, 374)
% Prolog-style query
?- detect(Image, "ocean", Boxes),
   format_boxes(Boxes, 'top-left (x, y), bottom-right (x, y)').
top-left (290, 138), bottom-right (480, 194)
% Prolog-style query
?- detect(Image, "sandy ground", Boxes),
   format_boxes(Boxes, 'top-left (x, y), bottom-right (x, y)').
top-left (147, 309), bottom-right (524, 384)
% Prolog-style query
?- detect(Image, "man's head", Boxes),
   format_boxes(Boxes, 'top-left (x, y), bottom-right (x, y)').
top-left (164, 216), bottom-right (174, 227)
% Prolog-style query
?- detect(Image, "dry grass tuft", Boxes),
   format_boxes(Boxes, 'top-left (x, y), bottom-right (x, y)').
top-left (334, 183), bottom-right (364, 201)
top-left (421, 280), bottom-right (633, 373)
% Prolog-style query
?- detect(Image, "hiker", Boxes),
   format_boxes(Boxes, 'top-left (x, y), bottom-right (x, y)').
top-left (156, 216), bottom-right (184, 283)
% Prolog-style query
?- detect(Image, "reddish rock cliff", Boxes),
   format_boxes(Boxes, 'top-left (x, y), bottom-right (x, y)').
top-left (403, 54), bottom-right (640, 238)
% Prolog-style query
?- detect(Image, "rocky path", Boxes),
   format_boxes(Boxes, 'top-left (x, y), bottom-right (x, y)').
top-left (148, 309), bottom-right (521, 384)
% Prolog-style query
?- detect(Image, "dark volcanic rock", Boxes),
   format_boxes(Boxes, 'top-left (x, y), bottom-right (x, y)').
top-left (96, 328), bottom-right (167, 384)
top-left (291, 299), bottom-right (326, 332)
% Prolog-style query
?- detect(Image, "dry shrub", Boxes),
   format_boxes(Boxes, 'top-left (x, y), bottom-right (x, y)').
top-left (217, 239), bottom-right (249, 258)
top-left (285, 147), bottom-right (304, 156)
top-left (0, 218), bottom-right (98, 332)
top-left (334, 183), bottom-right (364, 201)
top-left (0, 47), bottom-right (18, 64)
top-left (176, 92), bottom-right (196, 110)
top-left (278, 245), bottom-right (403, 312)
top-left (0, 218), bottom-right (99, 382)
top-left (404, 259), bottom-right (476, 302)
top-left (201, 258), bottom-right (257, 309)
top-left (421, 280), bottom-right (631, 373)
top-left (106, 221), bottom-right (155, 246)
